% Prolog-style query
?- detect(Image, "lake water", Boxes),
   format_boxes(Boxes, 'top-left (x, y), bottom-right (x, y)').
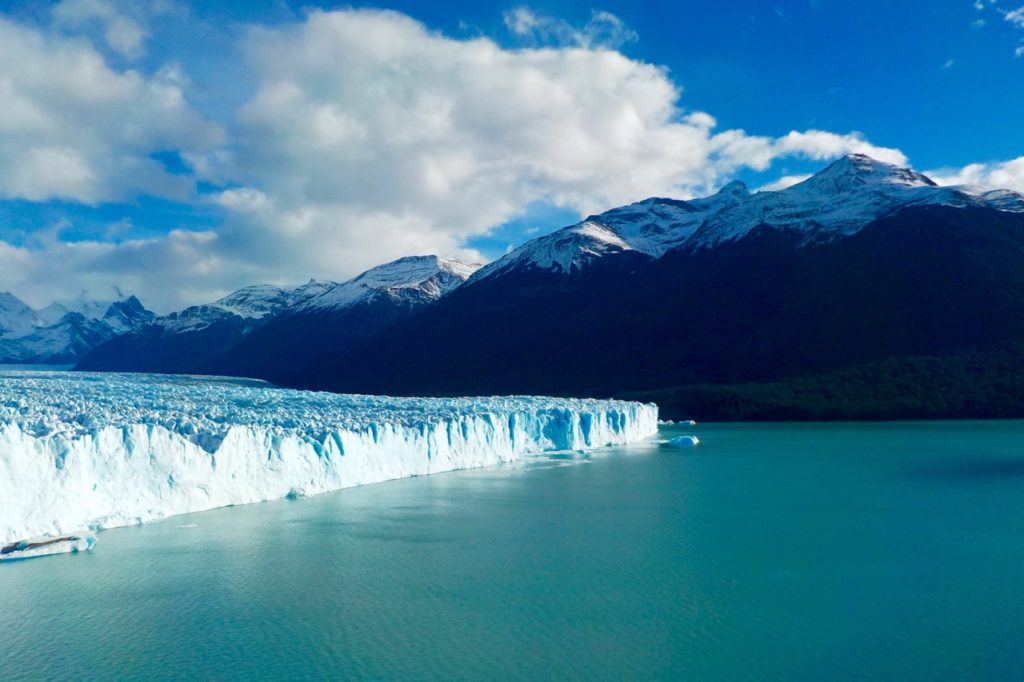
top-left (2, 421), bottom-right (1024, 680)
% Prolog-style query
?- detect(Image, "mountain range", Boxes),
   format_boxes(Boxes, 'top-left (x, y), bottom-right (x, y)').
top-left (0, 292), bottom-right (154, 364)
top-left (19, 153), bottom-right (1024, 419)
top-left (75, 255), bottom-right (480, 378)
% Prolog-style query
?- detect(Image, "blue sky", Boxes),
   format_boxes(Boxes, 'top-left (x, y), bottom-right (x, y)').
top-left (1, 0), bottom-right (1023, 310)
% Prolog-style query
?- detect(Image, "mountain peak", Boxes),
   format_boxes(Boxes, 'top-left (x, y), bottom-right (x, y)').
top-left (0, 291), bottom-right (29, 308)
top-left (355, 255), bottom-right (481, 284)
top-left (717, 179), bottom-right (749, 197)
top-left (798, 153), bottom-right (936, 191)
top-left (299, 255), bottom-right (481, 312)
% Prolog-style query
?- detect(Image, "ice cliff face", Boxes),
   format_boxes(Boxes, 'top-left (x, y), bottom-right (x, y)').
top-left (0, 371), bottom-right (657, 544)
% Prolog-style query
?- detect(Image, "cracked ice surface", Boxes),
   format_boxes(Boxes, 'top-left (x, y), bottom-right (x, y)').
top-left (0, 371), bottom-right (657, 544)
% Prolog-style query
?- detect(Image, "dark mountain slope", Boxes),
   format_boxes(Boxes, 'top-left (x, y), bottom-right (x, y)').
top-left (286, 205), bottom-right (1024, 398)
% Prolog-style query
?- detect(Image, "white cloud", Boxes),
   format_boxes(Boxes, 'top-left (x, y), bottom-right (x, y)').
top-left (0, 16), bottom-right (221, 205)
top-left (52, 0), bottom-right (151, 58)
top-left (976, 3), bottom-right (1024, 55)
top-left (190, 9), bottom-right (905, 287)
top-left (103, 14), bottom-right (147, 57)
top-left (925, 156), bottom-right (1024, 192)
top-left (757, 174), bottom-right (812, 192)
top-left (0, 8), bottom-right (908, 311)
top-left (0, 229), bottom-right (232, 312)
top-left (772, 130), bottom-right (907, 166)
top-left (503, 7), bottom-right (638, 48)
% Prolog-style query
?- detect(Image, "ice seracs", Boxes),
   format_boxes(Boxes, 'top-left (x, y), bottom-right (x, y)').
top-left (0, 370), bottom-right (658, 545)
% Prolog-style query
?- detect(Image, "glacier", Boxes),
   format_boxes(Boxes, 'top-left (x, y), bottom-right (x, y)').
top-left (0, 371), bottom-right (657, 545)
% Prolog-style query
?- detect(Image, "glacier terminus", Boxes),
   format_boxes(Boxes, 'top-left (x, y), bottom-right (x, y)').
top-left (0, 370), bottom-right (657, 546)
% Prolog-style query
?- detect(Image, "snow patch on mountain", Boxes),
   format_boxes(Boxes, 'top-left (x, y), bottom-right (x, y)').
top-left (473, 154), bottom-right (1024, 281)
top-left (477, 222), bottom-right (636, 279)
top-left (158, 279), bottom-right (332, 333)
top-left (0, 292), bottom-right (154, 363)
top-left (0, 370), bottom-right (657, 544)
top-left (298, 255), bottom-right (480, 312)
top-left (0, 293), bottom-right (38, 338)
top-left (146, 255), bottom-right (478, 336)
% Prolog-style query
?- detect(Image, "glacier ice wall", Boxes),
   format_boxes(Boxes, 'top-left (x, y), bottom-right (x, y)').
top-left (0, 371), bottom-right (657, 544)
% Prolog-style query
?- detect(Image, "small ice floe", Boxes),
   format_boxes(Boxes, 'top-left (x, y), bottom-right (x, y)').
top-left (668, 435), bottom-right (700, 447)
top-left (658, 419), bottom-right (675, 426)
top-left (684, 420), bottom-right (697, 426)
top-left (0, 533), bottom-right (96, 562)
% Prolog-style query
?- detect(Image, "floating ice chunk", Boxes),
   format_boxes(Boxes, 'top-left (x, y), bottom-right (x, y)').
top-left (0, 371), bottom-right (658, 544)
top-left (668, 435), bottom-right (700, 447)
top-left (0, 532), bottom-right (96, 562)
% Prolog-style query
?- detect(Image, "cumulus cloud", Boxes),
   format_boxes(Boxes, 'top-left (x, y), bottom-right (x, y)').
top-left (0, 8), bottom-right (908, 310)
top-left (51, 0), bottom-right (175, 59)
top-left (0, 16), bottom-right (221, 205)
top-left (0, 230), bottom-right (234, 311)
top-left (191, 9), bottom-right (905, 288)
top-left (772, 130), bottom-right (907, 166)
top-left (925, 156), bottom-right (1024, 191)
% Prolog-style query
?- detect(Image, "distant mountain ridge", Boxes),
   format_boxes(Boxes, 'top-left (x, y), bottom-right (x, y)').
top-left (472, 154), bottom-right (1023, 282)
top-left (0, 293), bottom-right (154, 364)
top-left (76, 255), bottom-right (480, 376)
top-left (72, 154), bottom-right (1024, 419)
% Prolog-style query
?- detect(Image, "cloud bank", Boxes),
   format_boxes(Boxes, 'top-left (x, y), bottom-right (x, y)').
top-left (0, 15), bottom-right (220, 205)
top-left (0, 7), bottom-right (1006, 311)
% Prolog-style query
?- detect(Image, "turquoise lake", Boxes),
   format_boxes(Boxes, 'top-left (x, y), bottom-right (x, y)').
top-left (2, 421), bottom-right (1024, 680)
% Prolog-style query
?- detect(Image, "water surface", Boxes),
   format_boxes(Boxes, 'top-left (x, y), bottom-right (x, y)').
top-left (2, 421), bottom-right (1023, 680)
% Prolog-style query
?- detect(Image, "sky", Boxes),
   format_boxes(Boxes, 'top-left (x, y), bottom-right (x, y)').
top-left (1, 0), bottom-right (1023, 312)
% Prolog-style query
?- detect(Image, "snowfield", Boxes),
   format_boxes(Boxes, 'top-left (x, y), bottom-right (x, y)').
top-left (0, 371), bottom-right (657, 544)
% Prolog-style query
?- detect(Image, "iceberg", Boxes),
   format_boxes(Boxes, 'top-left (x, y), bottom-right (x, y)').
top-left (0, 371), bottom-right (657, 544)
top-left (668, 435), bottom-right (700, 447)
top-left (0, 533), bottom-right (96, 561)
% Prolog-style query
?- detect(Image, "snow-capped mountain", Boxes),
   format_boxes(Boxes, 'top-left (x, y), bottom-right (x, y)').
top-left (156, 279), bottom-right (333, 334)
top-left (0, 292), bottom-right (38, 338)
top-left (0, 293), bottom-right (155, 364)
top-left (74, 153), bottom-right (1024, 418)
top-left (298, 256), bottom-right (479, 313)
top-left (276, 154), bottom-right (1024, 404)
top-left (76, 255), bottom-right (480, 376)
top-left (474, 154), bottom-right (1024, 281)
